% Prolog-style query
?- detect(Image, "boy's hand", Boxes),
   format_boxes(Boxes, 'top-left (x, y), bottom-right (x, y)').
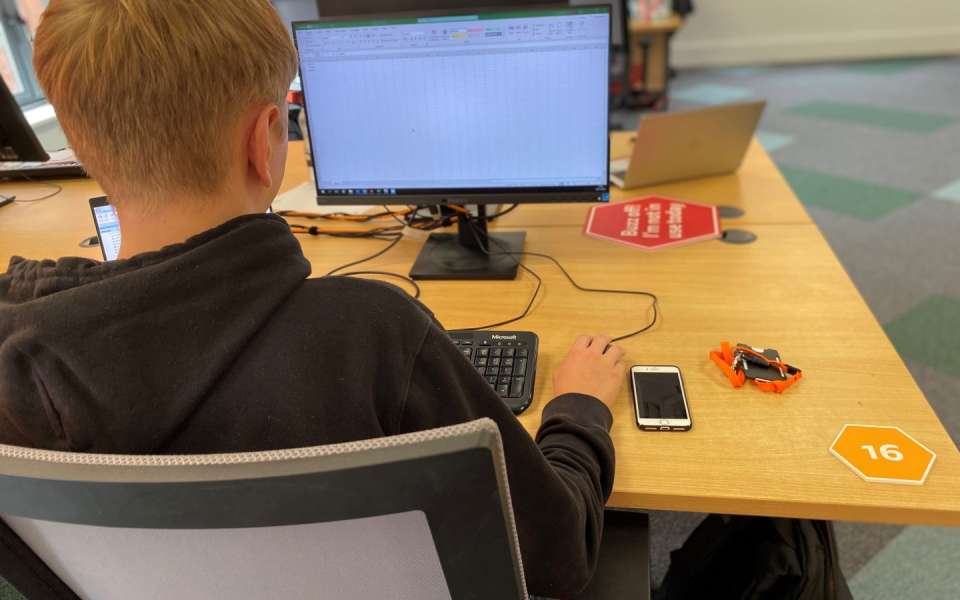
top-left (553, 335), bottom-right (627, 410)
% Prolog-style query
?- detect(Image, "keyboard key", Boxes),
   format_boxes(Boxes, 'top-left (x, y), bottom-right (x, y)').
top-left (446, 330), bottom-right (536, 415)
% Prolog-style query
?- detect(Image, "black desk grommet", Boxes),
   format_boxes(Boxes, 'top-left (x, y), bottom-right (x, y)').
top-left (717, 206), bottom-right (745, 219)
top-left (721, 229), bottom-right (757, 244)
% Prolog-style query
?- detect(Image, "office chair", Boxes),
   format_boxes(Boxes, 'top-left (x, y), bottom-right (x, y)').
top-left (0, 419), bottom-right (649, 599)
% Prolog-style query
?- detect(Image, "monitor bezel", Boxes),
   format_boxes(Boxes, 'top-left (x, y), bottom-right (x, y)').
top-left (292, 4), bottom-right (611, 206)
top-left (0, 79), bottom-right (49, 163)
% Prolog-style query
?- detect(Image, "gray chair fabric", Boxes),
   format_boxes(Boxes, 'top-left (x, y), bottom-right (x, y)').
top-left (0, 418), bottom-right (527, 600)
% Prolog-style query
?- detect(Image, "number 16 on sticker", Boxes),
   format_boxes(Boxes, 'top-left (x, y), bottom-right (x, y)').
top-left (860, 444), bottom-right (903, 462)
top-left (830, 424), bottom-right (936, 485)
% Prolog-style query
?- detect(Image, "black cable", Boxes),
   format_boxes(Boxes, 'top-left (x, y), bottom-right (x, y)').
top-left (333, 270), bottom-right (422, 299)
top-left (508, 249), bottom-right (659, 343)
top-left (459, 214), bottom-right (659, 342)
top-left (481, 203), bottom-right (519, 221)
top-left (324, 234), bottom-right (404, 276)
top-left (460, 259), bottom-right (544, 331)
top-left (383, 205), bottom-right (409, 228)
top-left (5, 173), bottom-right (63, 203)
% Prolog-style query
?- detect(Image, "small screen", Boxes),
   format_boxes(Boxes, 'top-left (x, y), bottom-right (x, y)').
top-left (93, 203), bottom-right (121, 261)
top-left (633, 371), bottom-right (688, 420)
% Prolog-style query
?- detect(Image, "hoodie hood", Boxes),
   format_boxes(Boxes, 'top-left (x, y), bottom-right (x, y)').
top-left (0, 214), bottom-right (310, 452)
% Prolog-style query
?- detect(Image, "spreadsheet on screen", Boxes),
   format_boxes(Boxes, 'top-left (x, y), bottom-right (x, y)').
top-left (295, 10), bottom-right (610, 195)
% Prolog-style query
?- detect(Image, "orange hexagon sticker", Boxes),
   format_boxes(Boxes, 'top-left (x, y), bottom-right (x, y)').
top-left (830, 424), bottom-right (936, 485)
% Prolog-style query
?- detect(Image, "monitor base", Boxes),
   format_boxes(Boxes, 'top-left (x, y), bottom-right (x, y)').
top-left (410, 231), bottom-right (525, 281)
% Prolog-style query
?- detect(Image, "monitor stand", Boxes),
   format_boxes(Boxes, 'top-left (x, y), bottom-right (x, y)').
top-left (409, 205), bottom-right (525, 281)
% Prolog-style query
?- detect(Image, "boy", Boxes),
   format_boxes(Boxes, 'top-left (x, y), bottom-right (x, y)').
top-left (0, 1), bottom-right (627, 596)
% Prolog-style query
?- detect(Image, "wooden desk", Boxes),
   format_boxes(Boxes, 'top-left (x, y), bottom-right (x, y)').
top-left (2, 144), bottom-right (958, 526)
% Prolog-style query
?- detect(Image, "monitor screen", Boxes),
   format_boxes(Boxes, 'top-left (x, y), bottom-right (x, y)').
top-left (314, 0), bottom-right (548, 17)
top-left (0, 78), bottom-right (48, 163)
top-left (294, 7), bottom-right (610, 204)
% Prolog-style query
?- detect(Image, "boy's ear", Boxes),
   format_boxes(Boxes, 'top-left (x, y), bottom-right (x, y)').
top-left (247, 104), bottom-right (282, 188)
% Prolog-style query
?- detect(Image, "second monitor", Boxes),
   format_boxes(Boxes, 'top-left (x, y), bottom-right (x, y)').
top-left (293, 5), bottom-right (611, 280)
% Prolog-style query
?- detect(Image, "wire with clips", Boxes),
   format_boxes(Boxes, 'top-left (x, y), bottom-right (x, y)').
top-left (283, 204), bottom-right (659, 341)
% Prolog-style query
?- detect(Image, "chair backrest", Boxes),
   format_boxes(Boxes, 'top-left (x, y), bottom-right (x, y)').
top-left (0, 419), bottom-right (527, 600)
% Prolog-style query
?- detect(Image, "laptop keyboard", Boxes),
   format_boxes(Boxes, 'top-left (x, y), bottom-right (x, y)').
top-left (448, 330), bottom-right (538, 415)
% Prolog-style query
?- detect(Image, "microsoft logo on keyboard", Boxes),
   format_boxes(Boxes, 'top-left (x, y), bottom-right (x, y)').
top-left (491, 334), bottom-right (518, 340)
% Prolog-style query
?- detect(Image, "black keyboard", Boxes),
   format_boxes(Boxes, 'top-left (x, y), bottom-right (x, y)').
top-left (448, 330), bottom-right (538, 415)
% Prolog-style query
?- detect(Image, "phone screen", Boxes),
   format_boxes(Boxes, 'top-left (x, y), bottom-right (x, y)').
top-left (633, 371), bottom-right (689, 419)
top-left (89, 200), bottom-right (273, 262)
top-left (92, 202), bottom-right (122, 261)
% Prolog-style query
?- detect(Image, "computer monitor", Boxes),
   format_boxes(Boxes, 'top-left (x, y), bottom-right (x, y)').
top-left (293, 6), bottom-right (611, 280)
top-left (0, 78), bottom-right (48, 163)
top-left (315, 0), bottom-right (548, 17)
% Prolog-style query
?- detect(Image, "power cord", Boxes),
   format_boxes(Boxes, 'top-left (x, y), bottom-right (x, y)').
top-left (310, 204), bottom-right (519, 291)
top-left (289, 203), bottom-right (659, 342)
top-left (459, 213), bottom-right (660, 343)
top-left (1, 172), bottom-right (64, 203)
top-left (325, 234), bottom-right (405, 277)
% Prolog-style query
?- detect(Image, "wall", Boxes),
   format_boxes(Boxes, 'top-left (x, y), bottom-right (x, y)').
top-left (671, 0), bottom-right (960, 67)
top-left (273, 0), bottom-right (319, 28)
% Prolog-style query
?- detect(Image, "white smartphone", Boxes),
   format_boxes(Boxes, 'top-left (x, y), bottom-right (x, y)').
top-left (631, 365), bottom-right (692, 431)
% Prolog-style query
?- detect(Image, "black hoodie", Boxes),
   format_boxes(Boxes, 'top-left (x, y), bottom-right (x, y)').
top-left (0, 213), bottom-right (615, 596)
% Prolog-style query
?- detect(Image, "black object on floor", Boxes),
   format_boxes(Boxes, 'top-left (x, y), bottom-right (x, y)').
top-left (656, 515), bottom-right (852, 600)
top-left (573, 509), bottom-right (651, 600)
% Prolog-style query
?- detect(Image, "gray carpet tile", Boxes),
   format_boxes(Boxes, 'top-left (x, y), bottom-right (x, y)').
top-left (849, 526), bottom-right (960, 599)
top-left (904, 361), bottom-right (960, 448)
top-left (806, 199), bottom-right (960, 323)
top-left (646, 510), bottom-right (707, 587)
top-left (833, 520), bottom-right (906, 578)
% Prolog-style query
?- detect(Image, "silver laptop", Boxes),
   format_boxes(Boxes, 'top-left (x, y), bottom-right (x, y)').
top-left (610, 100), bottom-right (766, 188)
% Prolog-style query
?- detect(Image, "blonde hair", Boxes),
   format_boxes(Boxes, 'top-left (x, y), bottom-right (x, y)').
top-left (34, 0), bottom-right (297, 204)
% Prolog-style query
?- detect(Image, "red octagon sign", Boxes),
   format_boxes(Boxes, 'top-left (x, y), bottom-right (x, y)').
top-left (584, 196), bottom-right (721, 250)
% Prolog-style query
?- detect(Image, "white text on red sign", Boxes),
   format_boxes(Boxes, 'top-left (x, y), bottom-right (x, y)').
top-left (621, 202), bottom-right (686, 240)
